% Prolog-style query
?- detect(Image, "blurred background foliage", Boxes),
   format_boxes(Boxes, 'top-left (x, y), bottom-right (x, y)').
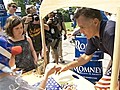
top-left (13, 0), bottom-right (77, 22)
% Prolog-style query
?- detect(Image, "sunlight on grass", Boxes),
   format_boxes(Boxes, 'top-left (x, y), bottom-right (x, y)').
top-left (65, 22), bottom-right (73, 31)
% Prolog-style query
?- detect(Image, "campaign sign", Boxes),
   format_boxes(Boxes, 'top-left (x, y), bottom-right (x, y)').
top-left (73, 60), bottom-right (103, 84)
top-left (74, 36), bottom-right (103, 83)
top-left (75, 36), bottom-right (104, 60)
top-left (0, 0), bottom-right (7, 16)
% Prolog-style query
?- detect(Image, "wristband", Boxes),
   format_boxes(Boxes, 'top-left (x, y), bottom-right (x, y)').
top-left (24, 23), bottom-right (29, 24)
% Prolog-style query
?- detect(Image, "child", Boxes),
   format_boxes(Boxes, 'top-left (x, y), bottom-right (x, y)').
top-left (0, 36), bottom-right (58, 90)
top-left (4, 15), bottom-right (38, 72)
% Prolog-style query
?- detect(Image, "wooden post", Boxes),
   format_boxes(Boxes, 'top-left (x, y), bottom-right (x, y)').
top-left (40, 16), bottom-right (47, 69)
top-left (110, 7), bottom-right (120, 90)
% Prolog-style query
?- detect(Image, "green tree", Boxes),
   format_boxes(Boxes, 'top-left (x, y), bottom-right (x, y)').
top-left (58, 7), bottom-right (77, 22)
top-left (13, 0), bottom-right (37, 16)
top-left (13, 0), bottom-right (26, 16)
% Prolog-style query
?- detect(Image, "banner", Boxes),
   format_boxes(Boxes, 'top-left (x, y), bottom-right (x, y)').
top-left (0, 0), bottom-right (7, 16)
top-left (74, 36), bottom-right (103, 83)
top-left (73, 60), bottom-right (103, 84)
top-left (75, 36), bottom-right (104, 60)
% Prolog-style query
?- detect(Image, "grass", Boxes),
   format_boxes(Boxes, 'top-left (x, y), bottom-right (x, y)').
top-left (64, 22), bottom-right (73, 31)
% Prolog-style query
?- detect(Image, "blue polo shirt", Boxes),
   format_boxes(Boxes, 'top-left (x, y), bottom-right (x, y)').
top-left (85, 20), bottom-right (115, 59)
top-left (0, 13), bottom-right (15, 29)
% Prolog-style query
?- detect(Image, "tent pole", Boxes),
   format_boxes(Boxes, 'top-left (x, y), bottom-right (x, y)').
top-left (40, 17), bottom-right (47, 69)
top-left (110, 7), bottom-right (120, 90)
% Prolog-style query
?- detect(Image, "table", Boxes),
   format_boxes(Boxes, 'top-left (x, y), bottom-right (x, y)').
top-left (46, 63), bottom-right (96, 90)
top-left (52, 70), bottom-right (96, 90)
top-left (22, 70), bottom-right (44, 85)
top-left (22, 63), bottom-right (96, 90)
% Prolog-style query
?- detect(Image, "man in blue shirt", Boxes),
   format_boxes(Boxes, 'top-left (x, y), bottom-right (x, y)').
top-left (56, 8), bottom-right (118, 90)
top-left (0, 1), bottom-right (17, 29)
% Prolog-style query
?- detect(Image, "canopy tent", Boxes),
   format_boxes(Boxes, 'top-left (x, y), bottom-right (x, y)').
top-left (39, 0), bottom-right (120, 90)
top-left (40, 0), bottom-right (120, 19)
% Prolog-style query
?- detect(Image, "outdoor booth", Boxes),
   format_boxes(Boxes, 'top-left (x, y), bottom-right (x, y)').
top-left (39, 0), bottom-right (120, 90)
top-left (0, 0), bottom-right (120, 90)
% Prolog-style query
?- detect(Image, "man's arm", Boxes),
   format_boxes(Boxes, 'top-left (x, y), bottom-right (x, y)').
top-left (22, 15), bottom-right (32, 33)
top-left (59, 53), bottom-right (93, 72)
top-left (62, 22), bottom-right (67, 35)
top-left (56, 23), bottom-right (61, 31)
top-left (61, 22), bottom-right (67, 40)
top-left (44, 24), bottom-right (49, 31)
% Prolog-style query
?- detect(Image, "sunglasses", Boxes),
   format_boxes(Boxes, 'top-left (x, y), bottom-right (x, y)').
top-left (12, 5), bottom-right (17, 9)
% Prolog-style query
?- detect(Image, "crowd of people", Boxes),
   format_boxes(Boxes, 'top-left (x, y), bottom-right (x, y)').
top-left (23, 5), bottom-right (67, 64)
top-left (1, 1), bottom-right (67, 69)
top-left (0, 1), bottom-right (67, 90)
top-left (0, 1), bottom-right (119, 90)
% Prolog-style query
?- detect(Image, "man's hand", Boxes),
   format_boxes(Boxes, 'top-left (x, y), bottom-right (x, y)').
top-left (25, 14), bottom-right (33, 23)
top-left (55, 65), bottom-right (69, 75)
top-left (46, 19), bottom-right (52, 24)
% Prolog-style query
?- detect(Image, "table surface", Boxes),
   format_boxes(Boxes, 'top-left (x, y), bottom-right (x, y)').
top-left (52, 70), bottom-right (96, 90)
top-left (22, 63), bottom-right (96, 90)
top-left (22, 70), bottom-right (44, 85)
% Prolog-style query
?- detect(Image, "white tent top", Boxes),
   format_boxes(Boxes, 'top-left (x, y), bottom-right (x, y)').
top-left (40, 0), bottom-right (120, 18)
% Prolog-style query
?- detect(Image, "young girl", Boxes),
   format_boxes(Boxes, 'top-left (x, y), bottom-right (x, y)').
top-left (4, 15), bottom-right (38, 72)
top-left (0, 37), bottom-right (59, 90)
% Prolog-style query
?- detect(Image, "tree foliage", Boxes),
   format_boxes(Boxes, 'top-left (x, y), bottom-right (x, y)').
top-left (13, 0), bottom-right (37, 16)
top-left (58, 7), bottom-right (77, 22)
top-left (13, 0), bottom-right (77, 21)
top-left (13, 0), bottom-right (25, 16)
